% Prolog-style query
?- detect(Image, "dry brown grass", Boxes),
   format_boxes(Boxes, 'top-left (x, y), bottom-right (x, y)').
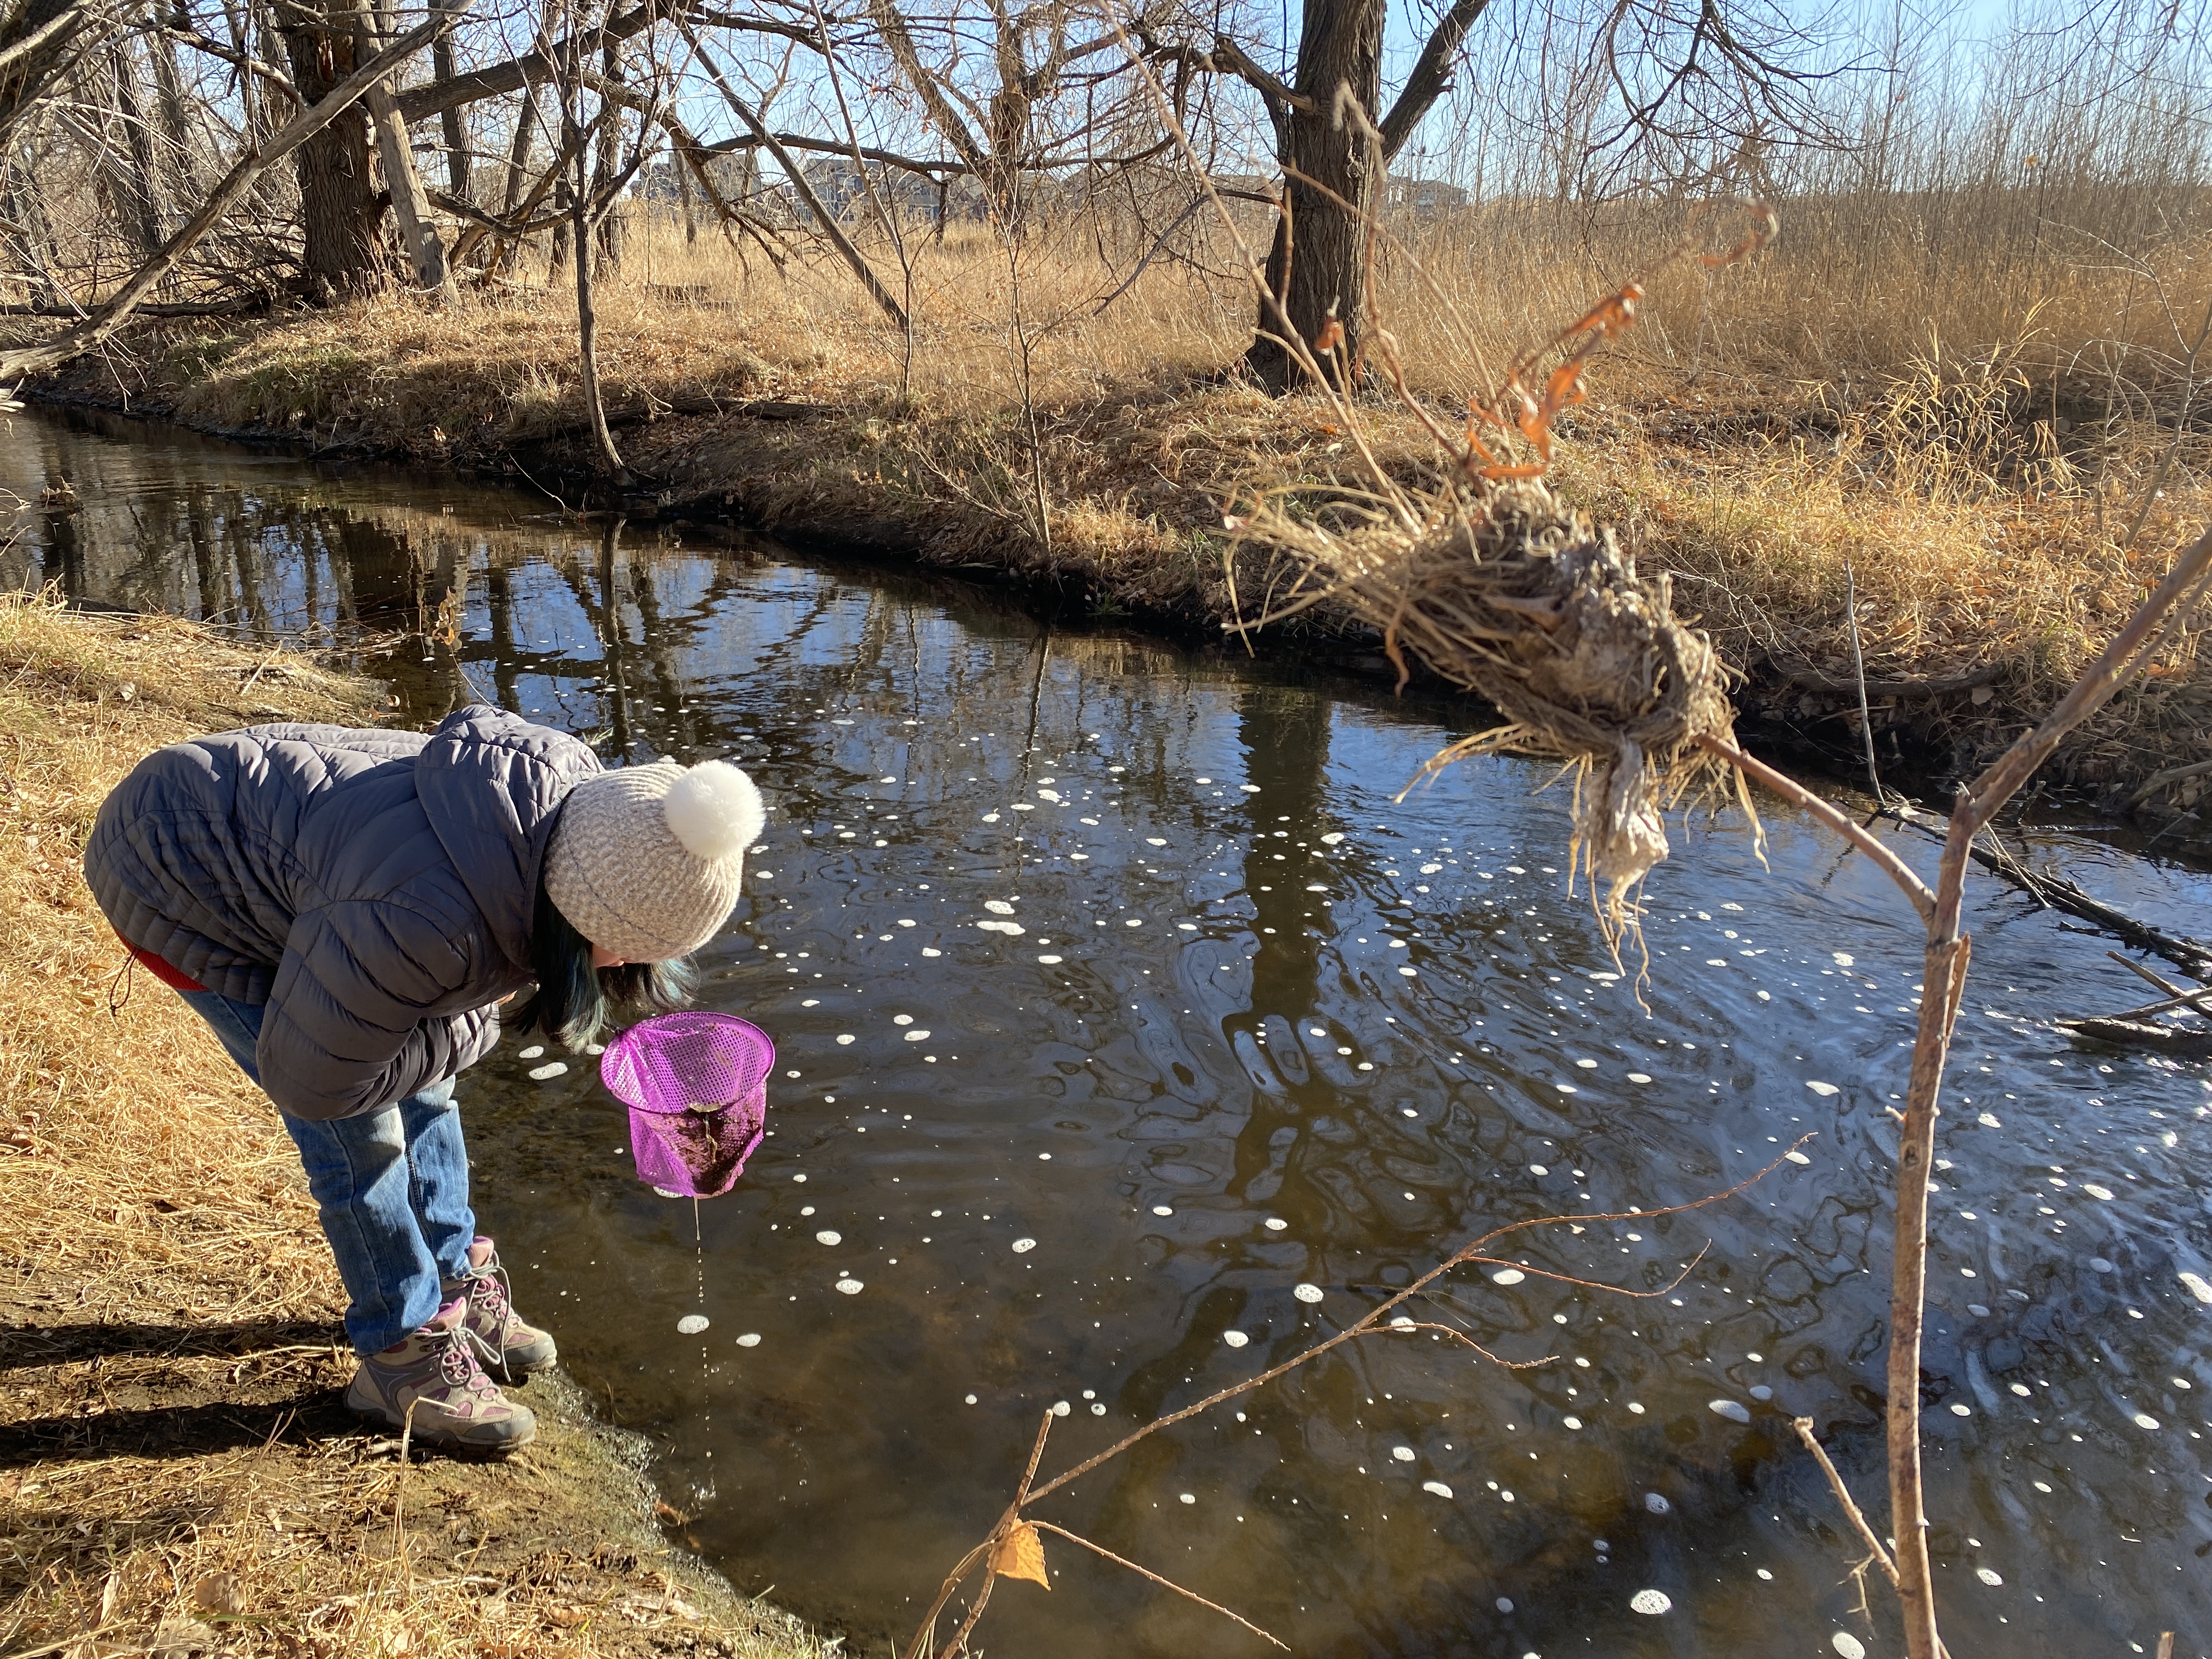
top-left (62, 202), bottom-right (2212, 797)
top-left (0, 590), bottom-right (834, 1659)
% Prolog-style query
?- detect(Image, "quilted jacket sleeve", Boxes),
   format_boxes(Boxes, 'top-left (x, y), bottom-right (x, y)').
top-left (255, 900), bottom-right (502, 1120)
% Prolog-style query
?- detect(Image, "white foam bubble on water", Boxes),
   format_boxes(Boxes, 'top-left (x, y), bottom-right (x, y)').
top-left (1319, 832), bottom-right (1346, 845)
top-left (1012, 1238), bottom-right (1037, 1253)
top-left (1806, 1081), bottom-right (1840, 1097)
top-left (1392, 1446), bottom-right (1416, 1462)
top-left (1978, 1112), bottom-right (2002, 1128)
top-left (528, 1062), bottom-right (568, 1080)
top-left (1037, 789), bottom-right (1063, 803)
top-left (981, 812), bottom-right (1000, 823)
top-left (1627, 1072), bottom-right (1652, 1084)
top-left (1949, 1403), bottom-right (1971, 1417)
top-left (736, 1333), bottom-right (760, 1347)
top-left (1643, 1492), bottom-right (1671, 1514)
top-left (1265, 1218), bottom-right (1288, 1231)
top-left (1709, 1399), bottom-right (1751, 1424)
top-left (1152, 1205), bottom-right (1173, 1216)
top-left (1786, 1150), bottom-right (1813, 1165)
top-left (815, 1230), bottom-right (842, 1246)
top-left (1053, 1401), bottom-right (1071, 1417)
top-left (1530, 1164), bottom-right (1549, 1176)
top-left (1832, 1634), bottom-right (1866, 1658)
top-left (1294, 1283), bottom-right (1324, 1304)
top-left (1629, 1590), bottom-right (1672, 1615)
top-left (1178, 1491), bottom-right (1196, 1503)
top-left (2132, 1412), bottom-right (2161, 1429)
top-left (1147, 837), bottom-right (1168, 847)
top-left (836, 1034), bottom-right (855, 1045)
top-left (835, 1278), bottom-right (864, 1295)
top-left (904, 1029), bottom-right (932, 1041)
top-left (791, 1173), bottom-right (806, 1182)
top-left (1832, 952), bottom-right (1855, 967)
top-left (2084, 1183), bottom-right (2115, 1200)
top-left (985, 899), bottom-right (1017, 915)
top-left (1491, 1268), bottom-right (1526, 1285)
top-left (677, 1314), bottom-right (709, 1334)
top-left (1038, 954), bottom-right (1064, 964)
top-left (518, 1045), bottom-right (545, 1059)
top-left (1222, 1330), bottom-right (1250, 1348)
top-left (2177, 1272), bottom-right (2212, 1303)
top-left (1422, 1481), bottom-right (1453, 1498)
top-left (922, 947), bottom-right (942, 957)
top-left (1975, 1568), bottom-right (2004, 1586)
top-left (978, 920), bottom-right (1025, 936)
top-left (1563, 1415), bottom-right (1583, 1429)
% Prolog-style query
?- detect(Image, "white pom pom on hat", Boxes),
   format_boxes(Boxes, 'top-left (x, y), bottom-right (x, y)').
top-left (544, 757), bottom-right (764, 963)
top-left (661, 760), bottom-right (763, 863)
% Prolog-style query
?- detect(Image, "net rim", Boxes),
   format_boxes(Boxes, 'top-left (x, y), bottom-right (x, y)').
top-left (599, 1011), bottom-right (776, 1116)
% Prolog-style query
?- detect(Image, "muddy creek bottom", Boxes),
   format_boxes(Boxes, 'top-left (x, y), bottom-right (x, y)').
top-left (10, 407), bottom-right (2211, 1658)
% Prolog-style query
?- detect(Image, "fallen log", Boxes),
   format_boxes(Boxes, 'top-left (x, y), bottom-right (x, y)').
top-left (2053, 1014), bottom-right (2212, 1056)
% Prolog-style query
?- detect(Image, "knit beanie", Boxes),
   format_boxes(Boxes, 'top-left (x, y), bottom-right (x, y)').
top-left (543, 759), bottom-right (764, 962)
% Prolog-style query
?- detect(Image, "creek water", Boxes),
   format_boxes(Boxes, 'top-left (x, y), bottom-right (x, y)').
top-left (10, 405), bottom-right (2212, 1657)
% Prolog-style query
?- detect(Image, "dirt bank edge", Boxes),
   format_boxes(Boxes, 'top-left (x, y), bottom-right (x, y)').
top-left (22, 337), bottom-right (2210, 846)
top-left (0, 592), bottom-right (834, 1659)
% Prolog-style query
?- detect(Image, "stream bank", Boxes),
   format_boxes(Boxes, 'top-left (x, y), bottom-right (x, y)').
top-left (20, 296), bottom-right (2211, 848)
top-left (0, 592), bottom-right (833, 1659)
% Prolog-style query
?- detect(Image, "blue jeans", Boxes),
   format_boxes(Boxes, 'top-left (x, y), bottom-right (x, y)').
top-left (177, 991), bottom-right (477, 1356)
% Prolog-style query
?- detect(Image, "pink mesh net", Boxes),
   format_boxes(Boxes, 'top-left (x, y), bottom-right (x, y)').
top-left (599, 1012), bottom-right (774, 1198)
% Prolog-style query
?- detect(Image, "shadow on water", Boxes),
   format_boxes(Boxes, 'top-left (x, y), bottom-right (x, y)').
top-left (9, 404), bottom-right (2212, 1659)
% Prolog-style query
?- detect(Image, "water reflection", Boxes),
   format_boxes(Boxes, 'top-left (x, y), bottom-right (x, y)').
top-left (9, 406), bottom-right (2211, 1659)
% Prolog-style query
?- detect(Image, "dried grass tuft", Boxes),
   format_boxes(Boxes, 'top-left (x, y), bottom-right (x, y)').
top-left (1239, 478), bottom-right (1746, 950)
top-left (0, 589), bottom-right (832, 1659)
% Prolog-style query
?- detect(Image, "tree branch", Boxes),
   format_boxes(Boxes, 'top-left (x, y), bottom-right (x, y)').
top-left (1379, 0), bottom-right (1490, 161)
top-left (0, 9), bottom-right (456, 380)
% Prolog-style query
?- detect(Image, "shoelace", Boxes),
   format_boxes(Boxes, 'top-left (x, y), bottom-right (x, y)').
top-left (431, 1321), bottom-right (494, 1392)
top-left (454, 1245), bottom-right (521, 1372)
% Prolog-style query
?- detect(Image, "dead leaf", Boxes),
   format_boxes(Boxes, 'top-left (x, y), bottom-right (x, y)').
top-left (98, 1569), bottom-right (121, 1624)
top-left (991, 1522), bottom-right (1050, 1590)
top-left (193, 1571), bottom-right (243, 1617)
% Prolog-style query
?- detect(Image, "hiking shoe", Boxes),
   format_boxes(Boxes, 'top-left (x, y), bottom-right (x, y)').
top-left (343, 1298), bottom-right (537, 1453)
top-left (443, 1235), bottom-right (558, 1381)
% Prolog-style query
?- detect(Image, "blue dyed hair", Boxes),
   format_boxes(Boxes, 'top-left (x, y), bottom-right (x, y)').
top-left (512, 865), bottom-right (696, 1050)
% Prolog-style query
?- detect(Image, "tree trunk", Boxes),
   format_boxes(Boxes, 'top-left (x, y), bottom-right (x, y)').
top-left (281, 7), bottom-right (386, 301)
top-left (108, 41), bottom-right (165, 256)
top-left (432, 0), bottom-right (468, 199)
top-left (366, 81), bottom-right (455, 300)
top-left (500, 78), bottom-right (537, 217)
top-left (590, 36), bottom-right (622, 274)
top-left (1244, 0), bottom-right (1384, 391)
top-left (362, 0), bottom-right (453, 301)
top-left (2, 148), bottom-right (62, 306)
top-left (148, 32), bottom-right (202, 199)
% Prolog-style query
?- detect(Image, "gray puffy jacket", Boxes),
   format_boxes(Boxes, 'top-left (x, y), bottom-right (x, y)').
top-left (84, 704), bottom-right (601, 1120)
